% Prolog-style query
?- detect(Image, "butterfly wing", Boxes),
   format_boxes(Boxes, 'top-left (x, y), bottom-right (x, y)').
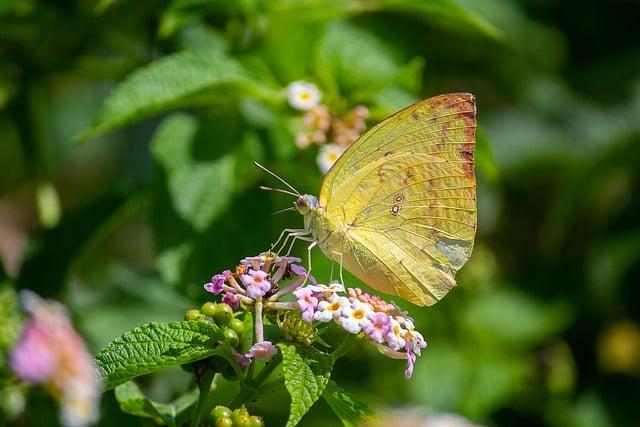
top-left (318, 93), bottom-right (477, 306)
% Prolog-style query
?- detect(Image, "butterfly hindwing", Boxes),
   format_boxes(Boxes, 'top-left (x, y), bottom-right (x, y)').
top-left (317, 93), bottom-right (477, 306)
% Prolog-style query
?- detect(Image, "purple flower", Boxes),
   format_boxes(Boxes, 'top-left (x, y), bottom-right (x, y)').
top-left (293, 287), bottom-right (318, 322)
top-left (241, 255), bottom-right (266, 270)
top-left (241, 270), bottom-right (272, 299)
top-left (10, 291), bottom-right (100, 427)
top-left (363, 313), bottom-right (391, 344)
top-left (10, 321), bottom-right (56, 382)
top-left (404, 346), bottom-right (417, 379)
top-left (290, 264), bottom-right (317, 285)
top-left (204, 273), bottom-right (226, 294)
top-left (232, 350), bottom-right (251, 369)
top-left (222, 292), bottom-right (240, 309)
top-left (245, 341), bottom-right (278, 361)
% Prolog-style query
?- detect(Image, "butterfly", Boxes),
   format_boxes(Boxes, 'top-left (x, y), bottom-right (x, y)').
top-left (263, 93), bottom-right (477, 306)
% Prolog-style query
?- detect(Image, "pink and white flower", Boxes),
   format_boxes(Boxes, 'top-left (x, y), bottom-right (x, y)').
top-left (245, 341), bottom-right (278, 361)
top-left (314, 294), bottom-right (350, 322)
top-left (293, 287), bottom-right (318, 322)
top-left (338, 300), bottom-right (374, 334)
top-left (241, 270), bottom-right (272, 299)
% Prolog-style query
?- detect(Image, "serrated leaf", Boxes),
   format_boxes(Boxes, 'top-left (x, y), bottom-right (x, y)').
top-left (169, 155), bottom-right (235, 231)
top-left (278, 343), bottom-right (334, 427)
top-left (322, 380), bottom-right (376, 427)
top-left (151, 113), bottom-right (236, 231)
top-left (115, 381), bottom-right (199, 427)
top-left (115, 381), bottom-right (176, 426)
top-left (316, 22), bottom-right (418, 100)
top-left (96, 321), bottom-right (223, 390)
top-left (150, 113), bottom-right (198, 174)
top-left (79, 51), bottom-right (273, 139)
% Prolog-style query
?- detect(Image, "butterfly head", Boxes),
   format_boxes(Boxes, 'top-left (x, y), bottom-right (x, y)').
top-left (294, 194), bottom-right (318, 215)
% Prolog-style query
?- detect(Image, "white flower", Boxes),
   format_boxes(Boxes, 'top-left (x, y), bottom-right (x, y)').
top-left (338, 300), bottom-right (374, 334)
top-left (316, 143), bottom-right (344, 173)
top-left (314, 294), bottom-right (350, 323)
top-left (386, 318), bottom-right (407, 351)
top-left (286, 80), bottom-right (321, 111)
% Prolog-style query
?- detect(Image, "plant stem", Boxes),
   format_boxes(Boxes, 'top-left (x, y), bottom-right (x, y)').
top-left (190, 369), bottom-right (216, 427)
top-left (230, 355), bottom-right (282, 408)
top-left (332, 334), bottom-right (360, 360)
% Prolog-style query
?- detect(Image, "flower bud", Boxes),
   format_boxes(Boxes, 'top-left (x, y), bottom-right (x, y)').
top-left (213, 303), bottom-right (234, 326)
top-left (223, 328), bottom-right (240, 348)
top-left (185, 309), bottom-right (204, 321)
top-left (211, 405), bottom-right (232, 420)
top-left (248, 415), bottom-right (265, 427)
top-left (228, 318), bottom-right (246, 335)
top-left (232, 407), bottom-right (250, 424)
top-left (215, 417), bottom-right (233, 427)
top-left (281, 311), bottom-right (315, 345)
top-left (201, 302), bottom-right (218, 317)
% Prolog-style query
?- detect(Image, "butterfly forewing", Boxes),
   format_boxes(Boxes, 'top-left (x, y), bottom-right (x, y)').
top-left (317, 93), bottom-right (477, 306)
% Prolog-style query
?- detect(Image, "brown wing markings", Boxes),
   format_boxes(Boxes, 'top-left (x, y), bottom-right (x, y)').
top-left (322, 98), bottom-right (472, 181)
top-left (356, 173), bottom-right (470, 215)
top-left (347, 124), bottom-right (476, 170)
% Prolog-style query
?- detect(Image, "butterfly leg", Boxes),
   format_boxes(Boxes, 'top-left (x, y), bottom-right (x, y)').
top-left (301, 240), bottom-right (319, 287)
top-left (271, 228), bottom-right (307, 254)
top-left (331, 251), bottom-right (345, 286)
top-left (284, 233), bottom-right (314, 257)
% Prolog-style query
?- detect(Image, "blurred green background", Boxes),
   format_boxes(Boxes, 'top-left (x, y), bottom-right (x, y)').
top-left (1, 0), bottom-right (639, 426)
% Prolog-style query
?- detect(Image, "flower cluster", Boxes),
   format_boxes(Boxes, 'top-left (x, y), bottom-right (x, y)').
top-left (294, 283), bottom-right (427, 379)
top-left (285, 80), bottom-right (369, 173)
top-left (204, 252), bottom-right (311, 308)
top-left (10, 291), bottom-right (100, 427)
top-left (204, 252), bottom-right (314, 364)
top-left (203, 252), bottom-right (427, 379)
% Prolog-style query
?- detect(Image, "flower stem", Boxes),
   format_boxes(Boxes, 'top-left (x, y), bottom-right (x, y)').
top-left (190, 369), bottom-right (216, 427)
top-left (255, 300), bottom-right (264, 342)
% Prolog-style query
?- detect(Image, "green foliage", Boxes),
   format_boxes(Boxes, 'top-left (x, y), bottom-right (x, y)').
top-left (79, 51), bottom-right (280, 139)
top-left (278, 343), bottom-right (334, 427)
top-left (96, 321), bottom-right (223, 390)
top-left (2, 0), bottom-right (639, 426)
top-left (322, 380), bottom-right (376, 427)
top-left (115, 381), bottom-right (198, 426)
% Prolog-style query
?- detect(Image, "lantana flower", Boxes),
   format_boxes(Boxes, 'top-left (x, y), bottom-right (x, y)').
top-left (10, 291), bottom-right (100, 427)
top-left (287, 81), bottom-right (321, 111)
top-left (202, 251), bottom-right (427, 378)
top-left (316, 143), bottom-right (345, 173)
top-left (246, 341), bottom-right (278, 361)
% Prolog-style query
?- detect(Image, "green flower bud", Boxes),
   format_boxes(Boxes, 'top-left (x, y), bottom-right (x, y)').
top-left (215, 416), bottom-right (233, 427)
top-left (201, 302), bottom-right (218, 317)
top-left (223, 328), bottom-right (240, 348)
top-left (280, 311), bottom-right (315, 345)
top-left (248, 415), bottom-right (265, 427)
top-left (213, 303), bottom-right (234, 326)
top-left (212, 405), bottom-right (232, 420)
top-left (185, 309), bottom-right (204, 321)
top-left (233, 415), bottom-right (251, 427)
top-left (228, 318), bottom-right (246, 335)
top-left (232, 407), bottom-right (250, 424)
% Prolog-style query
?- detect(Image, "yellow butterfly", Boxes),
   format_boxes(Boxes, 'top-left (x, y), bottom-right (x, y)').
top-left (265, 93), bottom-right (477, 306)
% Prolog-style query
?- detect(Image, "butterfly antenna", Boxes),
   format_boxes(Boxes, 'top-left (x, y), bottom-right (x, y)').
top-left (260, 186), bottom-right (299, 197)
top-left (271, 206), bottom-right (296, 216)
top-left (253, 162), bottom-right (301, 196)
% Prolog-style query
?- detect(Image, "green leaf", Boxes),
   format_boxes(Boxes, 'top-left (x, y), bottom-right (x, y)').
top-left (115, 381), bottom-right (176, 426)
top-left (96, 321), bottom-right (223, 390)
top-left (79, 51), bottom-right (277, 139)
top-left (151, 113), bottom-right (236, 231)
top-left (315, 22), bottom-right (421, 102)
top-left (278, 343), bottom-right (334, 427)
top-left (115, 381), bottom-right (199, 427)
top-left (322, 380), bottom-right (376, 427)
top-left (462, 288), bottom-right (573, 349)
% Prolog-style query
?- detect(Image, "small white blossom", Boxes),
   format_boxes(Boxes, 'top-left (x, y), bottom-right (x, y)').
top-left (314, 294), bottom-right (349, 322)
top-left (286, 80), bottom-right (321, 111)
top-left (316, 143), bottom-right (344, 173)
top-left (338, 300), bottom-right (374, 334)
